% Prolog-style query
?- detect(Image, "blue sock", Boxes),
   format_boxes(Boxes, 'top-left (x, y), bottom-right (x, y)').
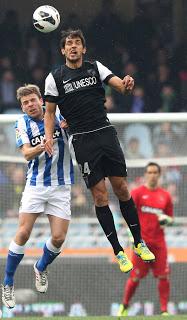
top-left (4, 251), bottom-right (24, 286)
top-left (36, 244), bottom-right (60, 272)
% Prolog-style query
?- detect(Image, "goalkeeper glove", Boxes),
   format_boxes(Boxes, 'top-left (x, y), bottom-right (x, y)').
top-left (158, 214), bottom-right (173, 226)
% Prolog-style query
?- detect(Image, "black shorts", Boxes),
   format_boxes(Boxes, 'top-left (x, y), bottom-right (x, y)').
top-left (70, 126), bottom-right (127, 188)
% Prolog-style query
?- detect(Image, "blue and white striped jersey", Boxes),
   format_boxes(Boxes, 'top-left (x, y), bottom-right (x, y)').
top-left (15, 112), bottom-right (74, 187)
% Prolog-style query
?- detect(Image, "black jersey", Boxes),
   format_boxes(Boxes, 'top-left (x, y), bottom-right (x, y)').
top-left (44, 61), bottom-right (115, 134)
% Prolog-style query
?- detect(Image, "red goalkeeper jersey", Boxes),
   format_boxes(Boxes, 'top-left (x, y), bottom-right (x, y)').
top-left (131, 185), bottom-right (173, 245)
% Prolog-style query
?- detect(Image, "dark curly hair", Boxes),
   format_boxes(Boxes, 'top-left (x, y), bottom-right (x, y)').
top-left (60, 29), bottom-right (86, 48)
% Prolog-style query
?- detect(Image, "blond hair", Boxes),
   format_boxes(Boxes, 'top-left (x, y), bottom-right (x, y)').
top-left (16, 84), bottom-right (42, 101)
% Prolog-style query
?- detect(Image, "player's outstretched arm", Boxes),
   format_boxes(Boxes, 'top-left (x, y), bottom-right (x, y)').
top-left (44, 102), bottom-right (56, 157)
top-left (108, 75), bottom-right (134, 95)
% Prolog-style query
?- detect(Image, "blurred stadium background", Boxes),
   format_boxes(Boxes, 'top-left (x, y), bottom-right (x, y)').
top-left (1, 0), bottom-right (187, 317)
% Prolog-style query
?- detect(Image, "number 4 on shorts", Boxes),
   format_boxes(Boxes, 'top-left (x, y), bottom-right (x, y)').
top-left (79, 162), bottom-right (91, 176)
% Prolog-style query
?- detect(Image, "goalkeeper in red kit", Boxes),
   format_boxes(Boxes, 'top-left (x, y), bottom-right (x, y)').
top-left (118, 162), bottom-right (174, 317)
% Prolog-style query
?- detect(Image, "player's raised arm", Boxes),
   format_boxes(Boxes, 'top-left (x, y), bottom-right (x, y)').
top-left (108, 75), bottom-right (134, 95)
top-left (96, 60), bottom-right (134, 95)
top-left (44, 102), bottom-right (56, 156)
top-left (44, 71), bottom-right (59, 156)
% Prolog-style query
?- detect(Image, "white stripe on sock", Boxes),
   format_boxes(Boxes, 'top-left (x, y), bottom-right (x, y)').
top-left (9, 240), bottom-right (25, 254)
top-left (46, 238), bottom-right (61, 253)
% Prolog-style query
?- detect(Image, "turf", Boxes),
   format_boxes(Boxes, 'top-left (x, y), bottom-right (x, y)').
top-left (6, 316), bottom-right (187, 320)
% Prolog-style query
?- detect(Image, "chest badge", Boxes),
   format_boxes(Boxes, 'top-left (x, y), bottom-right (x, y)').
top-left (87, 69), bottom-right (96, 76)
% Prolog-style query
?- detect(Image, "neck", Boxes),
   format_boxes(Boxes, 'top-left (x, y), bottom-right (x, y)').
top-left (39, 113), bottom-right (44, 120)
top-left (31, 111), bottom-right (44, 121)
top-left (145, 183), bottom-right (158, 190)
top-left (66, 58), bottom-right (83, 69)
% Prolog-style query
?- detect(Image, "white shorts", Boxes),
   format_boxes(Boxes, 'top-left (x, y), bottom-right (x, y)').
top-left (19, 185), bottom-right (71, 220)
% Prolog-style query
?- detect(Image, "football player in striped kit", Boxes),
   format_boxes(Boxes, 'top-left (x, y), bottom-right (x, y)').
top-left (2, 84), bottom-right (74, 309)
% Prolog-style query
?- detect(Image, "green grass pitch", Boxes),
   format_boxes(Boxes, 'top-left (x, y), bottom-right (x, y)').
top-left (7, 316), bottom-right (187, 320)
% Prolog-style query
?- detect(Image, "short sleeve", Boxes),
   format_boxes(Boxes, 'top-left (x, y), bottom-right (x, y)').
top-left (45, 73), bottom-right (59, 98)
top-left (96, 61), bottom-right (114, 82)
top-left (15, 117), bottom-right (30, 148)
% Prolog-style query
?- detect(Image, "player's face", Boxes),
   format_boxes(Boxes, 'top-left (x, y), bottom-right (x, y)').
top-left (61, 36), bottom-right (86, 64)
top-left (145, 165), bottom-right (160, 188)
top-left (21, 93), bottom-right (43, 119)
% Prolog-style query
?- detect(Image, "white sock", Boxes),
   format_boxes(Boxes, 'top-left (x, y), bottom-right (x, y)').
top-left (9, 240), bottom-right (25, 254)
top-left (46, 238), bottom-right (61, 253)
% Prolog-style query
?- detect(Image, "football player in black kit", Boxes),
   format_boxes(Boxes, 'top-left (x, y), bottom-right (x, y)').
top-left (44, 29), bottom-right (155, 272)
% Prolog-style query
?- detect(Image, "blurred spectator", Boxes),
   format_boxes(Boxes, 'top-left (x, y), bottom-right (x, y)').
top-left (161, 166), bottom-right (181, 185)
top-left (6, 165), bottom-right (25, 217)
top-left (157, 64), bottom-right (171, 86)
top-left (3, 108), bottom-right (22, 155)
top-left (0, 57), bottom-right (12, 74)
top-left (115, 85), bottom-right (152, 113)
top-left (157, 64), bottom-right (176, 91)
top-left (153, 122), bottom-right (182, 156)
top-left (23, 37), bottom-right (48, 70)
top-left (125, 137), bottom-right (145, 159)
top-left (130, 86), bottom-right (148, 113)
top-left (123, 62), bottom-right (142, 86)
top-left (0, 10), bottom-right (21, 61)
top-left (0, 163), bottom-right (25, 218)
top-left (154, 142), bottom-right (172, 158)
top-left (159, 85), bottom-right (179, 112)
top-left (0, 70), bottom-right (19, 112)
top-left (5, 164), bottom-right (25, 217)
top-left (30, 66), bottom-right (46, 96)
top-left (123, 123), bottom-right (153, 158)
top-left (157, 48), bottom-right (170, 66)
top-left (146, 64), bottom-right (177, 112)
